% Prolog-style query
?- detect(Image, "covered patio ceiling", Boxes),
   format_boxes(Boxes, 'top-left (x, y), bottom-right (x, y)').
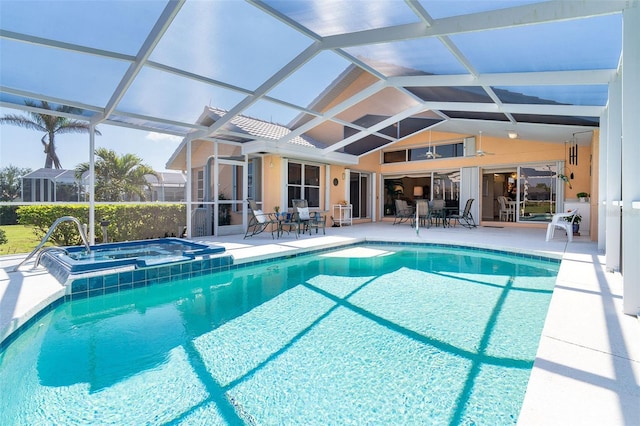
top-left (0, 1), bottom-right (628, 162)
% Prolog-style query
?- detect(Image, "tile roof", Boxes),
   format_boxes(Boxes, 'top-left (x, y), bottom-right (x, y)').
top-left (205, 107), bottom-right (326, 150)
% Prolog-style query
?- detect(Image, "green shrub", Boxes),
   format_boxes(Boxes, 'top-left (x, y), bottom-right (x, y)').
top-left (0, 229), bottom-right (7, 245)
top-left (0, 205), bottom-right (19, 225)
top-left (17, 204), bottom-right (186, 246)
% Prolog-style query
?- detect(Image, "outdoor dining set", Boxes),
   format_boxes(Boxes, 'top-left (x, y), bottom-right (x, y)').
top-left (244, 199), bottom-right (326, 239)
top-left (393, 198), bottom-right (476, 229)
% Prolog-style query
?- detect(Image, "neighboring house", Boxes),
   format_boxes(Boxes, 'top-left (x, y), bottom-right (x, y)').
top-left (145, 171), bottom-right (187, 202)
top-left (22, 168), bottom-right (186, 203)
top-left (21, 168), bottom-right (81, 202)
top-left (167, 66), bottom-right (597, 238)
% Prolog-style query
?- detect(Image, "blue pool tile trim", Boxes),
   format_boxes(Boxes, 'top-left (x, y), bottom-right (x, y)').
top-left (364, 241), bottom-right (562, 264)
top-left (231, 241), bottom-right (561, 268)
top-left (39, 238), bottom-right (227, 284)
top-left (66, 254), bottom-right (234, 300)
top-left (2, 241), bottom-right (559, 350)
top-left (0, 297), bottom-right (65, 352)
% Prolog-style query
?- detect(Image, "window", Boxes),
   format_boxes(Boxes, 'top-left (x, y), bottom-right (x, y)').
top-left (434, 143), bottom-right (464, 159)
top-left (287, 161), bottom-right (320, 208)
top-left (247, 159), bottom-right (254, 201)
top-left (383, 150), bottom-right (406, 163)
top-left (384, 141), bottom-right (465, 163)
top-left (196, 170), bottom-right (204, 202)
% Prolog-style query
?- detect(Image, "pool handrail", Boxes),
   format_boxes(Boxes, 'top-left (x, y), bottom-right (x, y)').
top-left (13, 216), bottom-right (91, 272)
top-left (33, 246), bottom-right (70, 269)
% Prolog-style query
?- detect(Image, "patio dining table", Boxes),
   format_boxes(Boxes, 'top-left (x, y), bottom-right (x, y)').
top-left (427, 202), bottom-right (457, 228)
top-left (274, 213), bottom-right (299, 239)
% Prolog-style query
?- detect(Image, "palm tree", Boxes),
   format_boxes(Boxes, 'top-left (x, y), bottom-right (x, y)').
top-left (0, 101), bottom-right (100, 169)
top-left (75, 148), bottom-right (157, 202)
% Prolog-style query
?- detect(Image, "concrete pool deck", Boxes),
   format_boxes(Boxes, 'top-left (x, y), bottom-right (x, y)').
top-left (1, 222), bottom-right (638, 424)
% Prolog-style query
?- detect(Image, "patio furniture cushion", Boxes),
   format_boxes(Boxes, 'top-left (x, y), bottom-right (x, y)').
top-left (254, 209), bottom-right (266, 223)
top-left (298, 207), bottom-right (310, 220)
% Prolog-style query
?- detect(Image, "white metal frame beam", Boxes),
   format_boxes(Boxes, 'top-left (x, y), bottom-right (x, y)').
top-left (389, 70), bottom-right (616, 87)
top-left (321, 1), bottom-right (627, 50)
top-left (98, 0), bottom-right (185, 123)
top-left (322, 104), bottom-right (428, 154)
top-left (0, 0), bottom-right (629, 163)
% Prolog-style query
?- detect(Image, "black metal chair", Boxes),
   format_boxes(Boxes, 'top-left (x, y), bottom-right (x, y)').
top-left (393, 199), bottom-right (414, 225)
top-left (292, 199), bottom-right (326, 235)
top-left (414, 199), bottom-right (430, 228)
top-left (449, 198), bottom-right (477, 228)
top-left (244, 199), bottom-right (278, 239)
top-left (307, 211), bottom-right (326, 235)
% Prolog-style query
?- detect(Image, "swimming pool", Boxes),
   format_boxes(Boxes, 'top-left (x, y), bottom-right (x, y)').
top-left (0, 243), bottom-right (559, 424)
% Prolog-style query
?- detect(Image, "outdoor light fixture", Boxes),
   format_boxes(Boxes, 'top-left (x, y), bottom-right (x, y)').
top-left (508, 131), bottom-right (518, 139)
top-left (413, 186), bottom-right (423, 198)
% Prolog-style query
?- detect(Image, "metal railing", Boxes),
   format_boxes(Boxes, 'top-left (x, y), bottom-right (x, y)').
top-left (13, 216), bottom-right (91, 272)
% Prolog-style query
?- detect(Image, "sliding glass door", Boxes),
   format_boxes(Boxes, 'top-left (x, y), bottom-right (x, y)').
top-left (518, 163), bottom-right (561, 222)
top-left (350, 171), bottom-right (370, 219)
top-left (482, 162), bottom-right (562, 223)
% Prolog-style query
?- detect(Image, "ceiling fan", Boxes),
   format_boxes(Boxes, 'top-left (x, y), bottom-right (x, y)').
top-left (476, 131), bottom-right (494, 156)
top-left (424, 130), bottom-right (441, 159)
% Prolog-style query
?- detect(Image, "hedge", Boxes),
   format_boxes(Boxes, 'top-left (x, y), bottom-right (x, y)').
top-left (0, 205), bottom-right (19, 225)
top-left (17, 204), bottom-right (186, 246)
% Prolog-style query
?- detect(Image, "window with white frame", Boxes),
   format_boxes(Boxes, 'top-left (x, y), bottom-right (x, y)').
top-left (287, 161), bottom-right (320, 208)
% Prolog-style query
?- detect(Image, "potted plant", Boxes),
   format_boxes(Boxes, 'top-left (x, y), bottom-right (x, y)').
top-left (274, 205), bottom-right (282, 219)
top-left (563, 212), bottom-right (582, 234)
top-left (576, 192), bottom-right (589, 202)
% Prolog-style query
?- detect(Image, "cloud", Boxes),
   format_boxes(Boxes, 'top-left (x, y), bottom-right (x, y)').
top-left (146, 132), bottom-right (182, 142)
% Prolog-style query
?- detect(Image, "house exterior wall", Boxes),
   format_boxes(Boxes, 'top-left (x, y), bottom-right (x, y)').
top-left (180, 73), bottom-right (598, 239)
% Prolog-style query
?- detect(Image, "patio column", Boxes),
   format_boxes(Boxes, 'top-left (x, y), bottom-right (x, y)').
top-left (186, 138), bottom-right (192, 238)
top-left (89, 125), bottom-right (96, 245)
top-left (622, 5), bottom-right (640, 316)
top-left (605, 74), bottom-right (622, 273)
top-left (597, 113), bottom-right (607, 252)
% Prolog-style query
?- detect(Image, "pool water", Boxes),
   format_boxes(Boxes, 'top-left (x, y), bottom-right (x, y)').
top-left (0, 244), bottom-right (559, 425)
top-left (65, 240), bottom-right (210, 262)
top-left (46, 238), bottom-right (225, 273)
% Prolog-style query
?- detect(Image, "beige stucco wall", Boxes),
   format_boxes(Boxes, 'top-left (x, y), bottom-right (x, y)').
top-left (181, 70), bottom-right (598, 238)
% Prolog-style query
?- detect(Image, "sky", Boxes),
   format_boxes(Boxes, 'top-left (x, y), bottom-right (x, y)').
top-left (0, 0), bottom-right (351, 174)
top-left (0, 108), bottom-right (183, 173)
top-left (0, 0), bottom-right (621, 176)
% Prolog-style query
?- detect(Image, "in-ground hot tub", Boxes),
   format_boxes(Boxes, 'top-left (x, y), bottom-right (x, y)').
top-left (39, 238), bottom-right (229, 287)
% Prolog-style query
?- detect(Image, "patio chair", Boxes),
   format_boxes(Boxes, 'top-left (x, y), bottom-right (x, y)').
top-left (545, 208), bottom-right (579, 242)
top-left (429, 199), bottom-right (447, 227)
top-left (277, 213), bottom-right (300, 238)
top-left (244, 199), bottom-right (278, 239)
top-left (291, 199), bottom-right (310, 233)
top-left (307, 211), bottom-right (326, 235)
top-left (497, 196), bottom-right (514, 221)
top-left (393, 199), bottom-right (414, 225)
top-left (449, 198), bottom-right (477, 228)
top-left (415, 199), bottom-right (430, 227)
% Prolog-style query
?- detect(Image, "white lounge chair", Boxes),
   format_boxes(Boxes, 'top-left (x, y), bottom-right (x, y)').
top-left (545, 209), bottom-right (579, 242)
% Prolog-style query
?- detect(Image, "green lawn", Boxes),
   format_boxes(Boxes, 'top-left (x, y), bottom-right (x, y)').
top-left (0, 225), bottom-right (48, 255)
